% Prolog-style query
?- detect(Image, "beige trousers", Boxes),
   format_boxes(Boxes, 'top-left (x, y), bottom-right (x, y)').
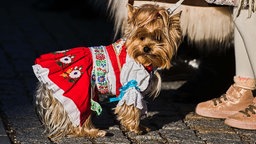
top-left (234, 8), bottom-right (256, 78)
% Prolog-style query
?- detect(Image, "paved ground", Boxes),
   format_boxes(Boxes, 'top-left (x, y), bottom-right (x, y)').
top-left (0, 0), bottom-right (256, 143)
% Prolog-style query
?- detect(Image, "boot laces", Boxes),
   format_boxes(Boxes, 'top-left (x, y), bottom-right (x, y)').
top-left (212, 94), bottom-right (228, 106)
top-left (239, 104), bottom-right (256, 117)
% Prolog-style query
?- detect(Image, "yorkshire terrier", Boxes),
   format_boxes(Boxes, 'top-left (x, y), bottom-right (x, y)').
top-left (32, 3), bottom-right (182, 142)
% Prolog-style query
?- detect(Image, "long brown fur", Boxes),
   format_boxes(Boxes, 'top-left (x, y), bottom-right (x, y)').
top-left (35, 4), bottom-right (182, 142)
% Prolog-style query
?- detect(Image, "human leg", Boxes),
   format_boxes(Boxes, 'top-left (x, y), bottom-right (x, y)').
top-left (224, 9), bottom-right (256, 129)
top-left (195, 7), bottom-right (256, 119)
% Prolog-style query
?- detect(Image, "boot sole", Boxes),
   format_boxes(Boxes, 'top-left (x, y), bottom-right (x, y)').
top-left (225, 118), bottom-right (256, 130)
top-left (195, 108), bottom-right (237, 119)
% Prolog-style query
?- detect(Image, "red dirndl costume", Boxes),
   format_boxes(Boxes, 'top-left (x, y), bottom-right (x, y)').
top-left (33, 38), bottom-right (152, 127)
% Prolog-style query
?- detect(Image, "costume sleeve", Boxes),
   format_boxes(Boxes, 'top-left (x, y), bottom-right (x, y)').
top-left (115, 56), bottom-right (150, 114)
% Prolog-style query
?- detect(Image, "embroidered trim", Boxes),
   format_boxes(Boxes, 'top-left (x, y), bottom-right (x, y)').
top-left (112, 38), bottom-right (126, 55)
top-left (112, 38), bottom-right (126, 71)
top-left (90, 46), bottom-right (109, 94)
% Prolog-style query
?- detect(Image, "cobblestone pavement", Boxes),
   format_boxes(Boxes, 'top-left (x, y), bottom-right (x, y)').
top-left (0, 0), bottom-right (256, 143)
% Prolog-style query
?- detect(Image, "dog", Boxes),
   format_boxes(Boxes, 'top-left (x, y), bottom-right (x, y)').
top-left (32, 3), bottom-right (182, 142)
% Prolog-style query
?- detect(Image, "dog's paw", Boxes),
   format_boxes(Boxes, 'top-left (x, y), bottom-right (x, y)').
top-left (122, 124), bottom-right (150, 135)
top-left (133, 125), bottom-right (150, 134)
top-left (97, 130), bottom-right (107, 137)
top-left (140, 125), bottom-right (150, 133)
top-left (84, 129), bottom-right (107, 138)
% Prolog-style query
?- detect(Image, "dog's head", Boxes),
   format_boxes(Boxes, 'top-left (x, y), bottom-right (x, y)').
top-left (124, 4), bottom-right (182, 69)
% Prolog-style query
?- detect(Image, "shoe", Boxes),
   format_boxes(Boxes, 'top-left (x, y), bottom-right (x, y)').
top-left (195, 85), bottom-right (254, 118)
top-left (224, 98), bottom-right (256, 130)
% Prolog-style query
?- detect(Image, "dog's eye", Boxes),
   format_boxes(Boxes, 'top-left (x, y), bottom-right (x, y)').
top-left (155, 36), bottom-right (162, 42)
top-left (140, 37), bottom-right (145, 41)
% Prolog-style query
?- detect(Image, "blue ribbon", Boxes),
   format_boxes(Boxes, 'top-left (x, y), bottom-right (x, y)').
top-left (109, 80), bottom-right (140, 102)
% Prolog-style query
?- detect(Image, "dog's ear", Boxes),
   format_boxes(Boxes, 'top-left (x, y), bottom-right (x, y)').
top-left (157, 10), bottom-right (169, 28)
top-left (127, 4), bottom-right (137, 20)
top-left (169, 12), bottom-right (182, 30)
top-left (128, 0), bottom-right (134, 5)
top-left (168, 11), bottom-right (183, 50)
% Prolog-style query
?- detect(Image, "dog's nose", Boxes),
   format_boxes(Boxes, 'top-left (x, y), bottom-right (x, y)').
top-left (143, 46), bottom-right (151, 53)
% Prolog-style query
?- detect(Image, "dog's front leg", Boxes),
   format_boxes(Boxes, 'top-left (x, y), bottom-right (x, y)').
top-left (115, 104), bottom-right (141, 133)
top-left (68, 115), bottom-right (107, 138)
top-left (114, 104), bottom-right (149, 134)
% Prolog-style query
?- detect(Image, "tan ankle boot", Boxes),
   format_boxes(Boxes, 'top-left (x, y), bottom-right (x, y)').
top-left (195, 76), bottom-right (255, 119)
top-left (224, 98), bottom-right (256, 130)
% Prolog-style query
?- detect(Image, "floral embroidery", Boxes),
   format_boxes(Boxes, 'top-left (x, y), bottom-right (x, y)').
top-left (57, 55), bottom-right (75, 67)
top-left (96, 53), bottom-right (105, 60)
top-left (90, 46), bottom-right (109, 94)
top-left (60, 56), bottom-right (73, 64)
top-left (60, 66), bottom-right (83, 83)
top-left (69, 69), bottom-right (82, 79)
top-left (60, 68), bottom-right (73, 78)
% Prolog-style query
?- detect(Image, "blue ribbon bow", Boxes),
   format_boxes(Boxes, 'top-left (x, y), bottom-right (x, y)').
top-left (109, 80), bottom-right (140, 102)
